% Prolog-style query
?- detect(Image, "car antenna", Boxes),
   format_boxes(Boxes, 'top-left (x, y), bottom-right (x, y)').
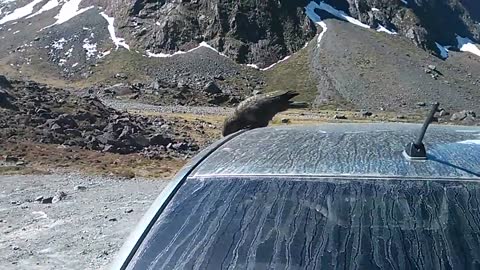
top-left (403, 102), bottom-right (439, 161)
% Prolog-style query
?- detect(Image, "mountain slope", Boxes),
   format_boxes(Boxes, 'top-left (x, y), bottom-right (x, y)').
top-left (308, 19), bottom-right (480, 112)
top-left (0, 0), bottom-right (479, 113)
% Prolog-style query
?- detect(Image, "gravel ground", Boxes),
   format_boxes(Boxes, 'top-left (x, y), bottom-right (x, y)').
top-left (0, 174), bottom-right (167, 270)
top-left (102, 99), bottom-right (234, 116)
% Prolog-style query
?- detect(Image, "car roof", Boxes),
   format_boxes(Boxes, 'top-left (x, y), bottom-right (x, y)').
top-left (112, 123), bottom-right (480, 269)
top-left (191, 123), bottom-right (480, 179)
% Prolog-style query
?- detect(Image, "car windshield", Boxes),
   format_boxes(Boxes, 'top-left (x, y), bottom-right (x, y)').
top-left (127, 176), bottom-right (480, 269)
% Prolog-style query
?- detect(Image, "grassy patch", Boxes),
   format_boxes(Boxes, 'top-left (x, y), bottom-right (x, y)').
top-left (80, 50), bottom-right (152, 87)
top-left (0, 142), bottom-right (187, 179)
top-left (263, 43), bottom-right (318, 104)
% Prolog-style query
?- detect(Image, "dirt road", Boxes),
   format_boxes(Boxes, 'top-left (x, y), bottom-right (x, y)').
top-left (0, 174), bottom-right (167, 270)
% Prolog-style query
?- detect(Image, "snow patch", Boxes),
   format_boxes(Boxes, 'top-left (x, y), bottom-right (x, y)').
top-left (146, 41), bottom-right (225, 58)
top-left (0, 0), bottom-right (44, 25)
top-left (12, 29), bottom-right (19, 34)
top-left (99, 50), bottom-right (111, 58)
top-left (401, 0), bottom-right (408, 4)
top-left (27, 0), bottom-right (59, 18)
top-left (376, 24), bottom-right (397, 35)
top-left (260, 55), bottom-right (291, 71)
top-left (58, 58), bottom-right (67, 66)
top-left (435, 42), bottom-right (449, 59)
top-left (146, 50), bottom-right (178, 57)
top-left (44, 0), bottom-right (93, 29)
top-left (305, 1), bottom-right (328, 47)
top-left (315, 1), bottom-right (370, 29)
top-left (65, 46), bottom-right (73, 58)
top-left (100, 12), bottom-right (130, 50)
top-left (52, 38), bottom-right (67, 49)
top-left (371, 8), bottom-right (380, 12)
top-left (82, 38), bottom-right (97, 59)
top-left (246, 64), bottom-right (260, 69)
top-left (198, 41), bottom-right (227, 57)
top-left (456, 35), bottom-right (480, 57)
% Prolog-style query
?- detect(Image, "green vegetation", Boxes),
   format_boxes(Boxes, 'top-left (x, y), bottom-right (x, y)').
top-left (263, 42), bottom-right (318, 104)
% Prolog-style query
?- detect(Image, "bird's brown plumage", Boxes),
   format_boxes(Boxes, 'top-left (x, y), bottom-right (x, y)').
top-left (222, 90), bottom-right (299, 136)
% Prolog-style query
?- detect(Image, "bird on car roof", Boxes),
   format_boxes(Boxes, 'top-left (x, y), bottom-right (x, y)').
top-left (222, 90), bottom-right (306, 136)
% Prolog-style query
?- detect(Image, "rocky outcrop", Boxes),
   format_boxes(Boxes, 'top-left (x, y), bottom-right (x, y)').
top-left (109, 0), bottom-right (317, 67)
top-left (327, 0), bottom-right (480, 56)
top-left (105, 0), bottom-right (480, 62)
top-left (0, 76), bottom-right (200, 156)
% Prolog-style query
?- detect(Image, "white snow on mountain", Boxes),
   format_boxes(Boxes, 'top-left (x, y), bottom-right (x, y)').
top-left (52, 38), bottom-right (67, 49)
top-left (0, 0), bottom-right (44, 25)
top-left (27, 0), bottom-right (59, 19)
top-left (146, 41), bottom-right (226, 58)
top-left (82, 38), bottom-right (97, 59)
top-left (305, 0), bottom-right (375, 47)
top-left (246, 64), bottom-right (260, 69)
top-left (305, 1), bottom-right (328, 46)
top-left (100, 11), bottom-right (130, 50)
top-left (260, 55), bottom-right (291, 71)
top-left (376, 25), bottom-right (397, 35)
top-left (456, 35), bottom-right (480, 57)
top-left (315, 1), bottom-right (370, 29)
top-left (49, 0), bottom-right (93, 26)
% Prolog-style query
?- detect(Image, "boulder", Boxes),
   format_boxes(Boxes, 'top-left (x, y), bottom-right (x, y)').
top-left (0, 89), bottom-right (17, 110)
top-left (361, 110), bottom-right (373, 117)
top-left (130, 134), bottom-right (150, 148)
top-left (104, 83), bottom-right (133, 96)
top-left (203, 81), bottom-right (222, 94)
top-left (438, 109), bottom-right (450, 117)
top-left (114, 73), bottom-right (128, 80)
top-left (0, 75), bottom-right (11, 89)
top-left (450, 110), bottom-right (476, 121)
top-left (427, 65), bottom-right (436, 71)
top-left (208, 94), bottom-right (230, 105)
top-left (149, 134), bottom-right (173, 146)
top-left (52, 191), bottom-right (67, 203)
top-left (55, 114), bottom-right (78, 129)
top-left (96, 132), bottom-right (117, 145)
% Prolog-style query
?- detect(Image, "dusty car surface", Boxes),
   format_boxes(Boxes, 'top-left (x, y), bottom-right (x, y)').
top-left (113, 123), bottom-right (480, 270)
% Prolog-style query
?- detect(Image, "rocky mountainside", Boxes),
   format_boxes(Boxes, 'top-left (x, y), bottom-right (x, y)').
top-left (109, 0), bottom-right (480, 60)
top-left (0, 75), bottom-right (202, 157)
top-left (0, 0), bottom-right (479, 112)
top-left (1, 0), bottom-right (478, 68)
top-left (309, 19), bottom-right (480, 112)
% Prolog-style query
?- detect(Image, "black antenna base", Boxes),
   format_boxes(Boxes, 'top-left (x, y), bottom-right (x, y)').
top-left (404, 142), bottom-right (427, 160)
top-left (403, 102), bottom-right (439, 161)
